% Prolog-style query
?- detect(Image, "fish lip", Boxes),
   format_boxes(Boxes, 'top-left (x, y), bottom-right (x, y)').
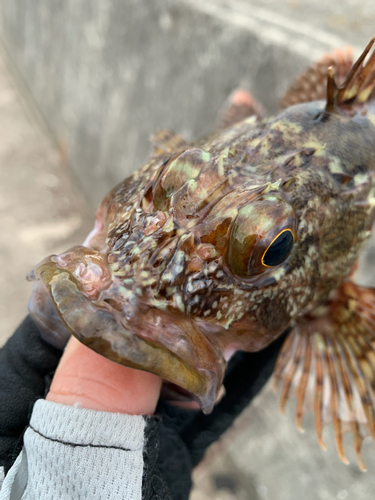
top-left (28, 248), bottom-right (226, 413)
top-left (28, 281), bottom-right (71, 350)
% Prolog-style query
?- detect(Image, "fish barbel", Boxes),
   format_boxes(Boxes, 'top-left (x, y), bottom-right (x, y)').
top-left (29, 37), bottom-right (375, 469)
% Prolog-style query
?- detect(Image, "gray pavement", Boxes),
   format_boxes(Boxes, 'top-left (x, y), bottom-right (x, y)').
top-left (0, 48), bottom-right (91, 345)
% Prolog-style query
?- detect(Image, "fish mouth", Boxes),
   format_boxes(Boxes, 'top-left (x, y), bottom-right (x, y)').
top-left (28, 245), bottom-right (226, 413)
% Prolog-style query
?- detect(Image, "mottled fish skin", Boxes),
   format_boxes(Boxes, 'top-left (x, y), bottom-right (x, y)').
top-left (97, 106), bottom-right (375, 345)
top-left (29, 40), bottom-right (375, 421)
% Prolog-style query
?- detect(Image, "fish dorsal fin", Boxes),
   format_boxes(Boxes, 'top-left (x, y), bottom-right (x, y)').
top-left (335, 36), bottom-right (375, 106)
top-left (324, 36), bottom-right (375, 113)
top-left (216, 88), bottom-right (264, 130)
top-left (273, 278), bottom-right (375, 471)
top-left (150, 129), bottom-right (187, 157)
top-left (279, 47), bottom-right (353, 109)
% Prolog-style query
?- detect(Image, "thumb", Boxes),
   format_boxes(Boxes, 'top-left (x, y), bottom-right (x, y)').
top-left (46, 336), bottom-right (162, 415)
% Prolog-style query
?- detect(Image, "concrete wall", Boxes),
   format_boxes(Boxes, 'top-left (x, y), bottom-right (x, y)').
top-left (0, 0), bottom-right (365, 208)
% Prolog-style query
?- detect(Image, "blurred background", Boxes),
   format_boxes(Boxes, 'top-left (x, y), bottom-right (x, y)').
top-left (1, 0), bottom-right (375, 498)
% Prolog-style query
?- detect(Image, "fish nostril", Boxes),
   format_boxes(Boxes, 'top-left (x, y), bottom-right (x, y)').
top-left (72, 260), bottom-right (112, 299)
top-left (74, 262), bottom-right (103, 282)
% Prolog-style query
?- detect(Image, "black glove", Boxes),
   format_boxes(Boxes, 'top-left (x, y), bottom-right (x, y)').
top-left (0, 316), bottom-right (61, 473)
top-left (153, 335), bottom-right (286, 499)
top-left (0, 316), bottom-right (285, 499)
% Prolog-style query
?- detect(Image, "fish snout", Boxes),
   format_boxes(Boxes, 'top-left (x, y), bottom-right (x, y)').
top-left (28, 245), bottom-right (113, 301)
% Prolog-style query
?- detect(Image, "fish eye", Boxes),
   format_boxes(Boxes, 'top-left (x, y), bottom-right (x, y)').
top-left (227, 195), bottom-right (296, 279)
top-left (261, 229), bottom-right (294, 267)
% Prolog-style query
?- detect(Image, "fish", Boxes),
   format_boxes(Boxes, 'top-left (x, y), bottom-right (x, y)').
top-left (28, 37), bottom-right (375, 469)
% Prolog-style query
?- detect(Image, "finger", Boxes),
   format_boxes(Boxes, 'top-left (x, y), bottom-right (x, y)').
top-left (46, 336), bottom-right (162, 415)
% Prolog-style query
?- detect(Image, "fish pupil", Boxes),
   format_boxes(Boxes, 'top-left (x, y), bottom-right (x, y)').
top-left (262, 230), bottom-right (294, 267)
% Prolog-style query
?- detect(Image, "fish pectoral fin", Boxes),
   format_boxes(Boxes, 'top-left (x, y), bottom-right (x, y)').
top-left (279, 47), bottom-right (353, 109)
top-left (149, 129), bottom-right (187, 157)
top-left (215, 88), bottom-right (264, 130)
top-left (273, 279), bottom-right (375, 471)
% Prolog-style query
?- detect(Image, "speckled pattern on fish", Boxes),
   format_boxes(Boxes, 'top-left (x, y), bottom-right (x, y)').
top-left (28, 38), bottom-right (375, 469)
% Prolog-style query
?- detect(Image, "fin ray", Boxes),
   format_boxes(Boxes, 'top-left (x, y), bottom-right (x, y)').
top-left (314, 340), bottom-right (326, 449)
top-left (273, 330), bottom-right (298, 389)
top-left (325, 336), bottom-right (348, 464)
top-left (279, 333), bottom-right (304, 414)
top-left (150, 129), bottom-right (187, 157)
top-left (216, 89), bottom-right (264, 130)
top-left (274, 279), bottom-right (375, 469)
top-left (279, 47), bottom-right (353, 109)
top-left (296, 332), bottom-right (311, 431)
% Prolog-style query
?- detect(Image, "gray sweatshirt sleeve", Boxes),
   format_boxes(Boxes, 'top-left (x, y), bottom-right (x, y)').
top-left (0, 400), bottom-right (148, 500)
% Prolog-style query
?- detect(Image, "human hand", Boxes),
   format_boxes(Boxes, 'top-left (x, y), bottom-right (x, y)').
top-left (1, 315), bottom-right (285, 498)
top-left (46, 336), bottom-right (162, 415)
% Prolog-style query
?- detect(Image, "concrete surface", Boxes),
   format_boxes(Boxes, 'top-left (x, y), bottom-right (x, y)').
top-left (1, 0), bottom-right (370, 209)
top-left (2, 1), bottom-right (375, 499)
top-left (241, 0), bottom-right (375, 49)
top-left (0, 48), bottom-right (91, 345)
top-left (191, 382), bottom-right (375, 500)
